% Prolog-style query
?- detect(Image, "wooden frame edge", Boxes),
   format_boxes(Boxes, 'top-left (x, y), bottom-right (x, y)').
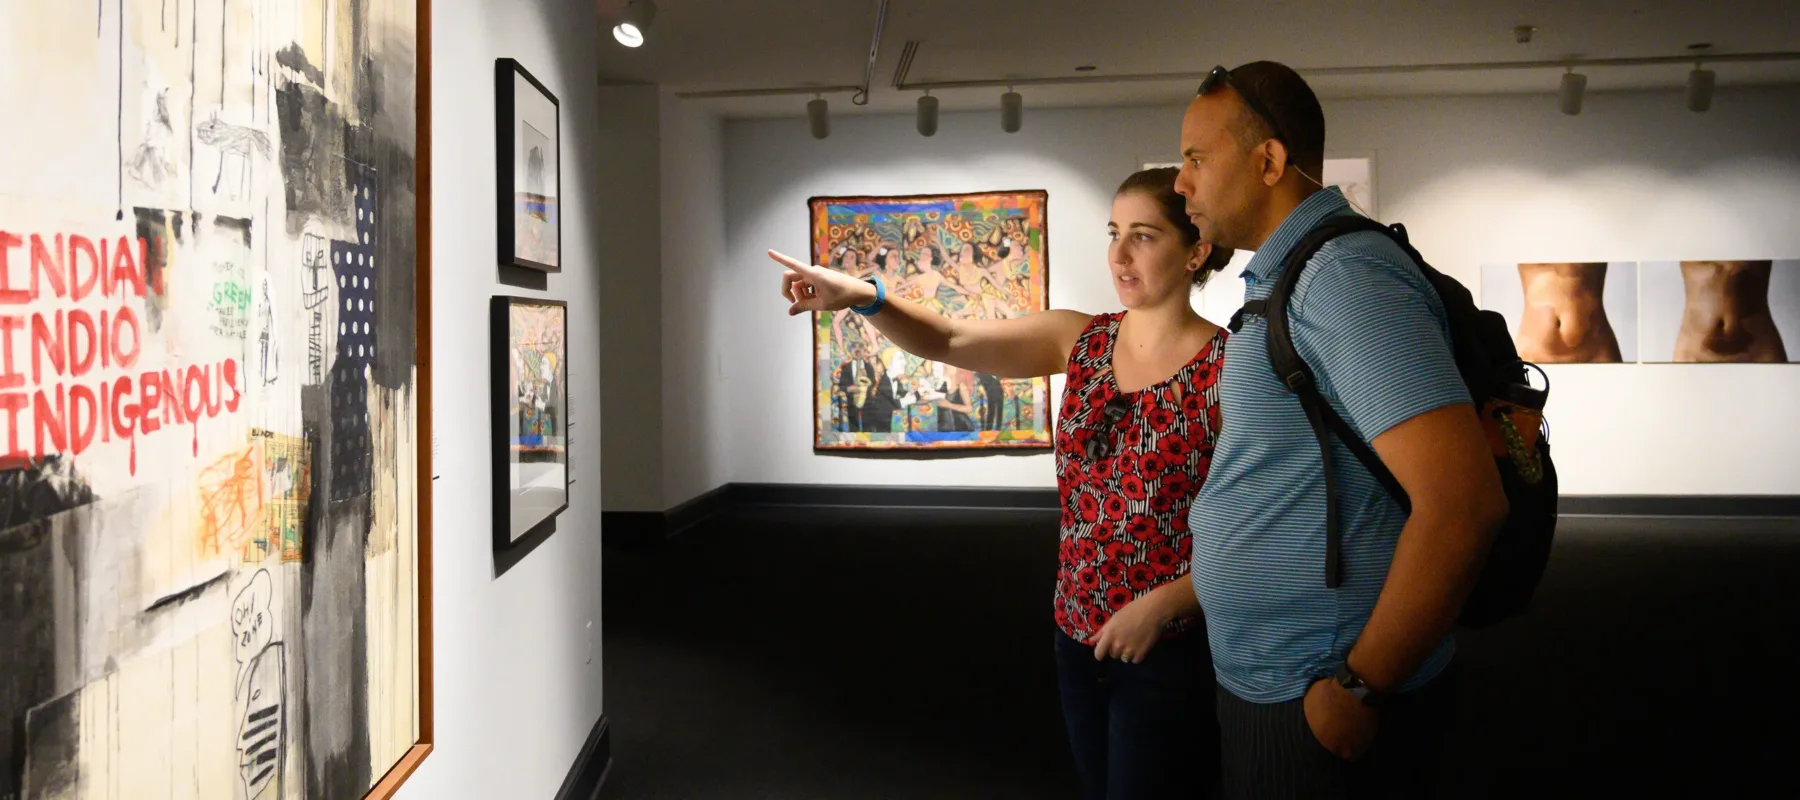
top-left (368, 743), bottom-right (434, 798)
top-left (365, 0), bottom-right (433, 795)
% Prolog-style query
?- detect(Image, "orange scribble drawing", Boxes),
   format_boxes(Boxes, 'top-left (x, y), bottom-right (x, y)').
top-left (197, 430), bottom-right (311, 563)
top-left (197, 446), bottom-right (265, 559)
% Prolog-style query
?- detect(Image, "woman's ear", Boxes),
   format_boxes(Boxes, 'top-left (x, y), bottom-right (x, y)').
top-left (1188, 241), bottom-right (1211, 274)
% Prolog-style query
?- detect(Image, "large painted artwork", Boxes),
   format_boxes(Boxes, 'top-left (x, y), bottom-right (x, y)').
top-left (491, 297), bottom-right (568, 546)
top-left (1639, 260), bottom-right (1798, 363)
top-left (1480, 262), bottom-right (1639, 363)
top-left (0, 2), bottom-right (426, 798)
top-left (809, 191), bottom-right (1052, 450)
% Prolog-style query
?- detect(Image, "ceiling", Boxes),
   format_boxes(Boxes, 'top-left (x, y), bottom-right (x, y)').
top-left (593, 0), bottom-right (1800, 118)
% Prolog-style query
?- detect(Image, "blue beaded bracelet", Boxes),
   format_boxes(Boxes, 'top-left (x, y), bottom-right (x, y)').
top-left (850, 274), bottom-right (886, 316)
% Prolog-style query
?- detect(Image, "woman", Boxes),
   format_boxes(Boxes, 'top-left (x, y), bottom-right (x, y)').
top-left (770, 168), bottom-right (1231, 799)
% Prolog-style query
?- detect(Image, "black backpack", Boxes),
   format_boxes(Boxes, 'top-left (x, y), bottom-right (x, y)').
top-left (1230, 216), bottom-right (1557, 629)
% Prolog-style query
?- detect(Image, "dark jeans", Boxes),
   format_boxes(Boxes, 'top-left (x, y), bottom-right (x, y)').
top-left (1214, 662), bottom-right (1460, 800)
top-left (1054, 626), bottom-right (1220, 800)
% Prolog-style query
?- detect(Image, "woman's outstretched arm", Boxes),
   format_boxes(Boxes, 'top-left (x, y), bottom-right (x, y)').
top-left (771, 249), bottom-right (1088, 379)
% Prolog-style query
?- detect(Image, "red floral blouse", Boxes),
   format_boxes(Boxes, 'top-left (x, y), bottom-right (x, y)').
top-left (1053, 313), bottom-right (1226, 643)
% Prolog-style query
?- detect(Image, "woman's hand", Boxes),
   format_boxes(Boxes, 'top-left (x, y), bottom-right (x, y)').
top-left (1091, 591), bottom-right (1175, 664)
top-left (770, 250), bottom-right (876, 315)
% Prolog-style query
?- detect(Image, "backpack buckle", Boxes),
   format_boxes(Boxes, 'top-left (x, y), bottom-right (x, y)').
top-left (1284, 371), bottom-right (1312, 391)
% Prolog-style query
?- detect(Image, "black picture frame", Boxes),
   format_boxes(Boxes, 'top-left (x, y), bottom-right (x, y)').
top-left (490, 295), bottom-right (571, 551)
top-left (495, 58), bottom-right (562, 272)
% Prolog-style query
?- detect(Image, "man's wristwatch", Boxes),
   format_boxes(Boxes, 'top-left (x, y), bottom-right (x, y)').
top-left (1334, 662), bottom-right (1388, 709)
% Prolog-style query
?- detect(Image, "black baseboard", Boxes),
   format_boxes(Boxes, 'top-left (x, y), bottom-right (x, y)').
top-left (1559, 495), bottom-right (1800, 517)
top-left (555, 713), bottom-right (611, 800)
top-left (605, 484), bottom-right (1798, 546)
top-left (602, 484), bottom-right (735, 546)
top-left (729, 482), bottom-right (1058, 511)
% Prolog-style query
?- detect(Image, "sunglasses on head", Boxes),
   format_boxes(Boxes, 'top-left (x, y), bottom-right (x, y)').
top-left (1082, 395), bottom-right (1132, 462)
top-left (1197, 65), bottom-right (1292, 166)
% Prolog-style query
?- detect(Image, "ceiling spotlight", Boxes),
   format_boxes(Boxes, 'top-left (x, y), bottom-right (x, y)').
top-left (1001, 87), bottom-right (1022, 133)
top-left (916, 92), bottom-right (939, 137)
top-left (612, 0), bottom-right (657, 48)
top-left (1687, 65), bottom-right (1715, 112)
top-left (1514, 25), bottom-right (1536, 44)
top-left (1558, 69), bottom-right (1586, 116)
top-left (807, 95), bottom-right (830, 140)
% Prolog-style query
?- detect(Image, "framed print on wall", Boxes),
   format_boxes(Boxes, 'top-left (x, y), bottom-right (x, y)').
top-left (1639, 260), bottom-right (1798, 363)
top-left (1480, 262), bottom-right (1639, 363)
top-left (808, 190), bottom-right (1053, 450)
top-left (491, 297), bottom-right (570, 548)
top-left (495, 58), bottom-right (562, 272)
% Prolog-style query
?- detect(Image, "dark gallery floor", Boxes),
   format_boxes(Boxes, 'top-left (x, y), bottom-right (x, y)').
top-left (599, 505), bottom-right (1800, 799)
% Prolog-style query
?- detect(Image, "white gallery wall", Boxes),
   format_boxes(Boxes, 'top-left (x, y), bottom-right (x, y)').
top-left (661, 94), bottom-right (734, 507)
top-left (688, 84), bottom-right (1800, 500)
top-left (597, 84), bottom-right (665, 513)
top-left (402, 0), bottom-right (605, 797)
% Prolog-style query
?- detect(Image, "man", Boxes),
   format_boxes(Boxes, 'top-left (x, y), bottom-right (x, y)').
top-left (834, 341), bottom-right (899, 432)
top-left (1174, 62), bottom-right (1508, 797)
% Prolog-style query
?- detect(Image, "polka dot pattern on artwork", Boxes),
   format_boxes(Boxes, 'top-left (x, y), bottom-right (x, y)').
top-left (326, 170), bottom-right (381, 502)
top-left (330, 176), bottom-right (379, 371)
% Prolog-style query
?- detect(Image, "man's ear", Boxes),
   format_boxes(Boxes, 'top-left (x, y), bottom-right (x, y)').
top-left (1260, 139), bottom-right (1292, 187)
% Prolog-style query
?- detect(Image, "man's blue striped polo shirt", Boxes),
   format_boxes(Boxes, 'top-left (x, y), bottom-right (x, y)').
top-left (1188, 187), bottom-right (1469, 704)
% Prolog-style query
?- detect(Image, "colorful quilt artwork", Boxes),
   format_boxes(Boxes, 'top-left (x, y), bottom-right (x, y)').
top-left (809, 191), bottom-right (1052, 450)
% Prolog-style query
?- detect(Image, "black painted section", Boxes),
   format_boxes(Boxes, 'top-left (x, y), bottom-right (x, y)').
top-left (274, 83), bottom-right (354, 229)
top-left (274, 44), bottom-right (326, 86)
top-left (555, 714), bottom-right (611, 800)
top-left (144, 570), bottom-right (230, 613)
top-left (21, 690), bottom-right (79, 797)
top-left (0, 457), bottom-right (93, 798)
top-left (299, 399), bottom-right (371, 800)
top-left (0, 522), bottom-right (57, 799)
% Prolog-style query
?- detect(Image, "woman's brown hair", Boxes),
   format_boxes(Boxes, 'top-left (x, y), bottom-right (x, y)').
top-left (1115, 167), bottom-right (1234, 284)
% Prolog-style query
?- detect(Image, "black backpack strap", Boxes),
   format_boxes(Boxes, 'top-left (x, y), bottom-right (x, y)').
top-left (1227, 300), bottom-right (1265, 334)
top-left (1259, 216), bottom-right (1413, 588)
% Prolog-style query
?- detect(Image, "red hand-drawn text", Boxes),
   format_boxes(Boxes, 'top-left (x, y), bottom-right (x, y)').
top-left (0, 230), bottom-right (242, 473)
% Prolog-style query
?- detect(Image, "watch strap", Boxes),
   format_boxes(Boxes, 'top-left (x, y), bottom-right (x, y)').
top-left (850, 274), bottom-right (886, 316)
top-left (1334, 661), bottom-right (1389, 709)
